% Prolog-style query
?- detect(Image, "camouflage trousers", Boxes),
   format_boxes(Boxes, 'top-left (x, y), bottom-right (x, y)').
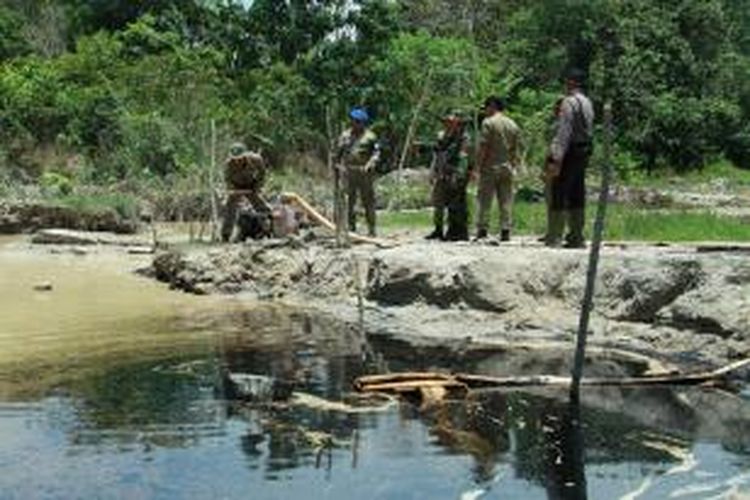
top-left (432, 176), bottom-right (468, 240)
top-left (221, 190), bottom-right (270, 242)
top-left (477, 164), bottom-right (514, 232)
top-left (347, 168), bottom-right (376, 236)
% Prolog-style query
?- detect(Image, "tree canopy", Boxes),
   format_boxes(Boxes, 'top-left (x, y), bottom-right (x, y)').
top-left (1, 0), bottom-right (749, 181)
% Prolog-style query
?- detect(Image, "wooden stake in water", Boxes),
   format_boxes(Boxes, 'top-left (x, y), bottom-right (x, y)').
top-left (570, 101), bottom-right (613, 402)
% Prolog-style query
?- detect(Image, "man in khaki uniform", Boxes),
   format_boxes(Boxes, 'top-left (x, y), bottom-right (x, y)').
top-left (476, 96), bottom-right (521, 241)
top-left (221, 142), bottom-right (270, 242)
top-left (336, 107), bottom-right (380, 237)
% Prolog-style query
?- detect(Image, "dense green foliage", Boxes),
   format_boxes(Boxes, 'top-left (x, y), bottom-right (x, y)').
top-left (1, 0), bottom-right (749, 187)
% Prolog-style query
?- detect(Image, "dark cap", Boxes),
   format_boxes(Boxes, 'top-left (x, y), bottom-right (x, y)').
top-left (565, 67), bottom-right (587, 85)
top-left (483, 96), bottom-right (506, 111)
top-left (441, 109), bottom-right (468, 122)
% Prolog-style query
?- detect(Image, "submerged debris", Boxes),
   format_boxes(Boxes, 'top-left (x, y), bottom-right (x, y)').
top-left (223, 372), bottom-right (295, 402)
top-left (32, 281), bottom-right (53, 292)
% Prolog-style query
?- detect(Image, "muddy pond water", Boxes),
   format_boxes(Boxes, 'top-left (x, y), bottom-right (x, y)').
top-left (1, 237), bottom-right (749, 499)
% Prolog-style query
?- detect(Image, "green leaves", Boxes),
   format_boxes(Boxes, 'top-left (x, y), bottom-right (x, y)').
top-left (2, 0), bottom-right (750, 181)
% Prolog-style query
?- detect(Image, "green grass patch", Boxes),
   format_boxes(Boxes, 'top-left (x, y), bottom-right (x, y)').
top-left (606, 209), bottom-right (750, 242)
top-left (379, 201), bottom-right (750, 242)
top-left (621, 160), bottom-right (750, 191)
top-left (54, 192), bottom-right (140, 220)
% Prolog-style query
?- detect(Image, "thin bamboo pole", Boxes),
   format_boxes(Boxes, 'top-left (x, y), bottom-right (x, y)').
top-left (209, 119), bottom-right (220, 242)
top-left (394, 69), bottom-right (434, 210)
top-left (570, 101), bottom-right (613, 402)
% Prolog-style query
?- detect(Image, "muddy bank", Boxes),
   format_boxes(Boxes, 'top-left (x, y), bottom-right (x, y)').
top-left (0, 202), bottom-right (138, 235)
top-left (147, 236), bottom-right (750, 371)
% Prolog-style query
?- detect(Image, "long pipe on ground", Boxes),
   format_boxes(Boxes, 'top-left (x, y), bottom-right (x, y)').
top-left (279, 192), bottom-right (387, 247)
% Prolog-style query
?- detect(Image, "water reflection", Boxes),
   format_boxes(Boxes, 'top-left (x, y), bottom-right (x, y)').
top-left (1, 306), bottom-right (750, 499)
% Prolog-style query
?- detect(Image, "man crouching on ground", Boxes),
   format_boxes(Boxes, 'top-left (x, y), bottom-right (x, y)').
top-left (221, 142), bottom-right (271, 242)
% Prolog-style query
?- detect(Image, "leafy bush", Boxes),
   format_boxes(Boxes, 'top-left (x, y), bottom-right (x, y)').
top-left (727, 126), bottom-right (750, 170)
top-left (40, 171), bottom-right (73, 196)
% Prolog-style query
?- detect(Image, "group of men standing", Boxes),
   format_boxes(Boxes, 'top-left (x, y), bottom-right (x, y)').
top-left (220, 69), bottom-right (594, 248)
top-left (424, 68), bottom-right (594, 247)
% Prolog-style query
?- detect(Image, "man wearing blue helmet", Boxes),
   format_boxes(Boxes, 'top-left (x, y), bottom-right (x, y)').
top-left (335, 107), bottom-right (381, 237)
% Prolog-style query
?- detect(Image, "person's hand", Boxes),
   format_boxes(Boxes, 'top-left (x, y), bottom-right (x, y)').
top-left (546, 161), bottom-right (561, 180)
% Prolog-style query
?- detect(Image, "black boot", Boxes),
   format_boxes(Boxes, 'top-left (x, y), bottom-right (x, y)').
top-left (500, 229), bottom-right (511, 242)
top-left (425, 228), bottom-right (444, 240)
top-left (446, 230), bottom-right (469, 241)
top-left (475, 228), bottom-right (488, 240)
top-left (564, 209), bottom-right (586, 248)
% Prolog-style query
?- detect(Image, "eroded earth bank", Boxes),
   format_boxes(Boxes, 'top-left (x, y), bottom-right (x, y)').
top-left (148, 234), bottom-right (750, 376)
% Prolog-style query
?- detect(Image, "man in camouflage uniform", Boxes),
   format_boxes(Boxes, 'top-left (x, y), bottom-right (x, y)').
top-left (426, 111), bottom-right (471, 241)
top-left (546, 68), bottom-right (595, 248)
top-left (221, 142), bottom-right (270, 242)
top-left (336, 107), bottom-right (381, 237)
top-left (476, 96), bottom-right (521, 241)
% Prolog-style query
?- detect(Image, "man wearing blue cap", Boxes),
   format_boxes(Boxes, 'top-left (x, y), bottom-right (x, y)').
top-left (335, 107), bottom-right (381, 236)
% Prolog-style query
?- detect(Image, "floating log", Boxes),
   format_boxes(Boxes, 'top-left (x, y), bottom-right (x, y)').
top-left (355, 358), bottom-right (750, 396)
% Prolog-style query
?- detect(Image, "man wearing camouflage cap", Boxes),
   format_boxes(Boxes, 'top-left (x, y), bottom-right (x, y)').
top-left (426, 110), bottom-right (471, 241)
top-left (220, 142), bottom-right (270, 242)
top-left (335, 107), bottom-right (381, 237)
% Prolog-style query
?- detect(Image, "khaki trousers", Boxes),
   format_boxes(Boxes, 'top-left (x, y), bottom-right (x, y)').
top-left (347, 168), bottom-right (376, 236)
top-left (477, 164), bottom-right (514, 232)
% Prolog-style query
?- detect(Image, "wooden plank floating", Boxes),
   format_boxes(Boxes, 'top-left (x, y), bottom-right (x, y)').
top-left (354, 358), bottom-right (750, 399)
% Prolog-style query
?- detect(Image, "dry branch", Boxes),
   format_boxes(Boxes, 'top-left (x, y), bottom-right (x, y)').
top-left (355, 357), bottom-right (750, 397)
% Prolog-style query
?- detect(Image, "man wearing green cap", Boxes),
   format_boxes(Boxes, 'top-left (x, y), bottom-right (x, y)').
top-left (426, 111), bottom-right (471, 241)
top-left (221, 142), bottom-right (270, 242)
top-left (335, 107), bottom-right (381, 237)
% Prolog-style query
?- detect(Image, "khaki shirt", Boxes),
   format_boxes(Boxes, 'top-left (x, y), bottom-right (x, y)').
top-left (479, 113), bottom-right (520, 170)
top-left (224, 152), bottom-right (265, 190)
top-left (336, 128), bottom-right (380, 170)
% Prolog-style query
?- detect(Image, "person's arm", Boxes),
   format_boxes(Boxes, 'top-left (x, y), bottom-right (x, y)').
top-left (550, 98), bottom-right (574, 163)
top-left (248, 152), bottom-right (266, 187)
top-left (476, 119), bottom-right (491, 172)
top-left (364, 134), bottom-right (381, 172)
top-left (364, 145), bottom-right (380, 172)
top-left (508, 123), bottom-right (521, 168)
top-left (457, 136), bottom-right (470, 180)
